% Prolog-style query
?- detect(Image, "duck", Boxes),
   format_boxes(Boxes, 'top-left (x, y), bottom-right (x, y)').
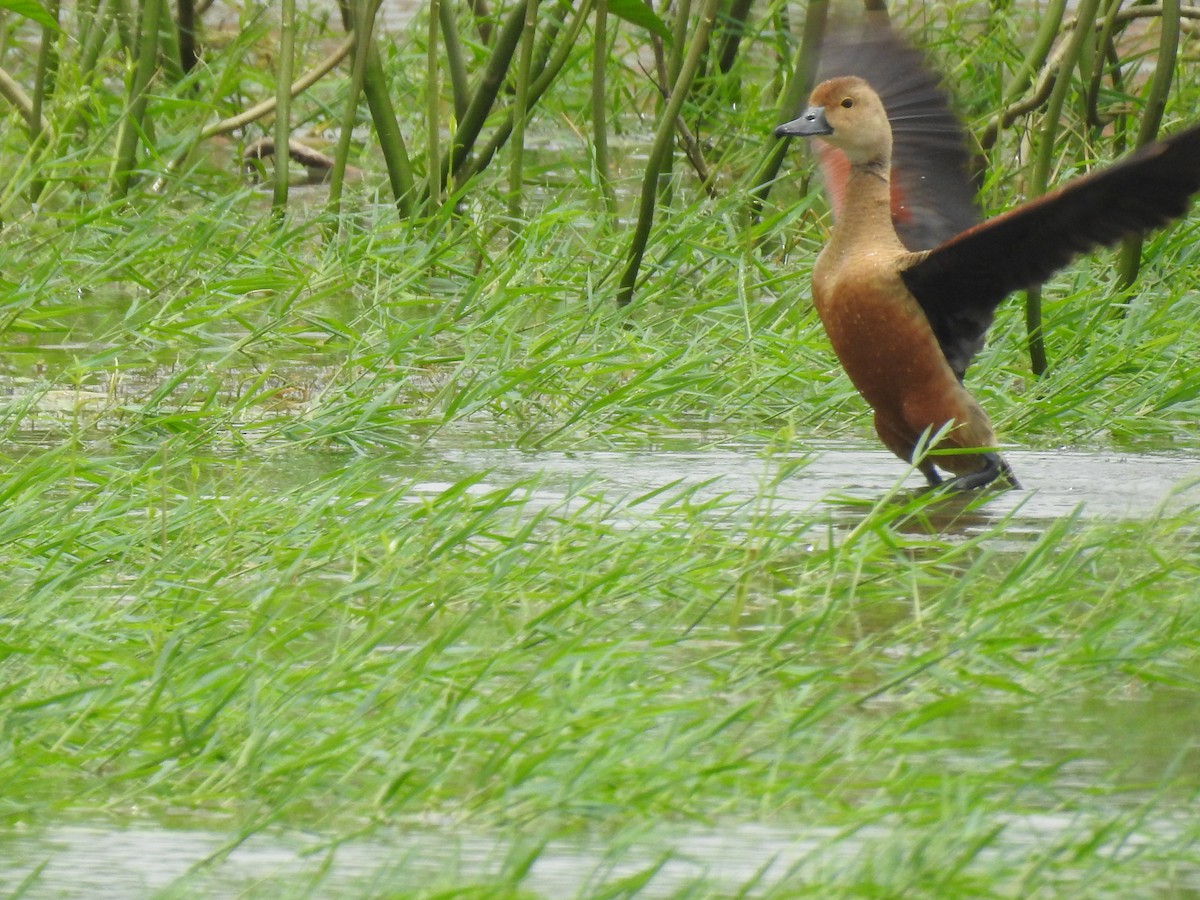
top-left (775, 27), bottom-right (1200, 489)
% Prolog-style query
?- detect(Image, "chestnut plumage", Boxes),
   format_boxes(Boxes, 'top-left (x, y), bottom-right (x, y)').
top-left (776, 27), bottom-right (1200, 489)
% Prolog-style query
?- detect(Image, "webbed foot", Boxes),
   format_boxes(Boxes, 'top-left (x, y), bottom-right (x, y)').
top-left (942, 453), bottom-right (1020, 491)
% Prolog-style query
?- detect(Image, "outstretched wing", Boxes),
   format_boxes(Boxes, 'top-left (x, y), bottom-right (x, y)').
top-left (814, 26), bottom-right (981, 252)
top-left (901, 124), bottom-right (1200, 374)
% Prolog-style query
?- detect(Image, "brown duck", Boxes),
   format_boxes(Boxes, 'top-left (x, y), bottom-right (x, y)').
top-left (776, 29), bottom-right (1200, 489)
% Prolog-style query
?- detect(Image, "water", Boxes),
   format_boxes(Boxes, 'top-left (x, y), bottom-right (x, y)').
top-left (5, 804), bottom-right (1199, 896)
top-left (5, 428), bottom-right (1197, 895)
top-left (396, 440), bottom-right (1200, 526)
top-left (8, 3), bottom-right (1197, 894)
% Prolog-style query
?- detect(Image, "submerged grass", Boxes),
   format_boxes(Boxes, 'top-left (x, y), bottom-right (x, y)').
top-left (2, 436), bottom-right (1199, 893)
top-left (3, 1), bottom-right (1200, 895)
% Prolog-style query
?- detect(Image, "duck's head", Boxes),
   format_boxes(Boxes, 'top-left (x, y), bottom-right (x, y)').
top-left (775, 76), bottom-right (891, 165)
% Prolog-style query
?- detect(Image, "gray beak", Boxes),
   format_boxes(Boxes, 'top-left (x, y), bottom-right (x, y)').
top-left (775, 106), bottom-right (832, 139)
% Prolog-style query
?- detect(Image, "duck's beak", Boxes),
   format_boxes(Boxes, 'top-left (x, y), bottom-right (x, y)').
top-left (775, 106), bottom-right (832, 139)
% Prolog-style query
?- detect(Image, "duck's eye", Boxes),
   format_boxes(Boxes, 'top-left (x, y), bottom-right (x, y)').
top-left (841, 98), bottom-right (854, 109)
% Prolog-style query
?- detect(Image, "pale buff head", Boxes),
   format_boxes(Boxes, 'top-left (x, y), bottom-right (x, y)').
top-left (776, 76), bottom-right (892, 166)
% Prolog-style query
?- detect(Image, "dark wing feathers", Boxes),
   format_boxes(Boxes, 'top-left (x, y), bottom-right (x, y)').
top-left (817, 27), bottom-right (981, 251)
top-left (805, 27), bottom-right (1200, 380)
top-left (901, 124), bottom-right (1200, 354)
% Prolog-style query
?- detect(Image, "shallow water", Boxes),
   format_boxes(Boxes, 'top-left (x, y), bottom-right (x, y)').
top-left (4, 435), bottom-right (1198, 896)
top-left (394, 439), bottom-right (1200, 530)
top-left (4, 789), bottom-right (1199, 896)
top-left (8, 4), bottom-right (1197, 895)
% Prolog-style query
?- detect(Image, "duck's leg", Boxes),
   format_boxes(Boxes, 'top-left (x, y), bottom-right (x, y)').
top-left (918, 460), bottom-right (943, 487)
top-left (874, 411), bottom-right (945, 486)
top-left (942, 452), bottom-right (1020, 491)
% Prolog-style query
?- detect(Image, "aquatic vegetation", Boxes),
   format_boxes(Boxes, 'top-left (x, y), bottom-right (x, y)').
top-left (2, 0), bottom-right (1200, 894)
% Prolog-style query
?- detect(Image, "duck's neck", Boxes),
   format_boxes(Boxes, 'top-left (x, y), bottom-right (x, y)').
top-left (828, 156), bottom-right (904, 253)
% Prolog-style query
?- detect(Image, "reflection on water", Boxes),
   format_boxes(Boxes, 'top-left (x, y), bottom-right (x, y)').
top-left (391, 442), bottom-right (1200, 535)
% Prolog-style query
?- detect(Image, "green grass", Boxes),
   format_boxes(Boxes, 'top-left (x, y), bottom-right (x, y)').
top-left (3, 1), bottom-right (1200, 895)
top-left (2, 444), bottom-right (1200, 894)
